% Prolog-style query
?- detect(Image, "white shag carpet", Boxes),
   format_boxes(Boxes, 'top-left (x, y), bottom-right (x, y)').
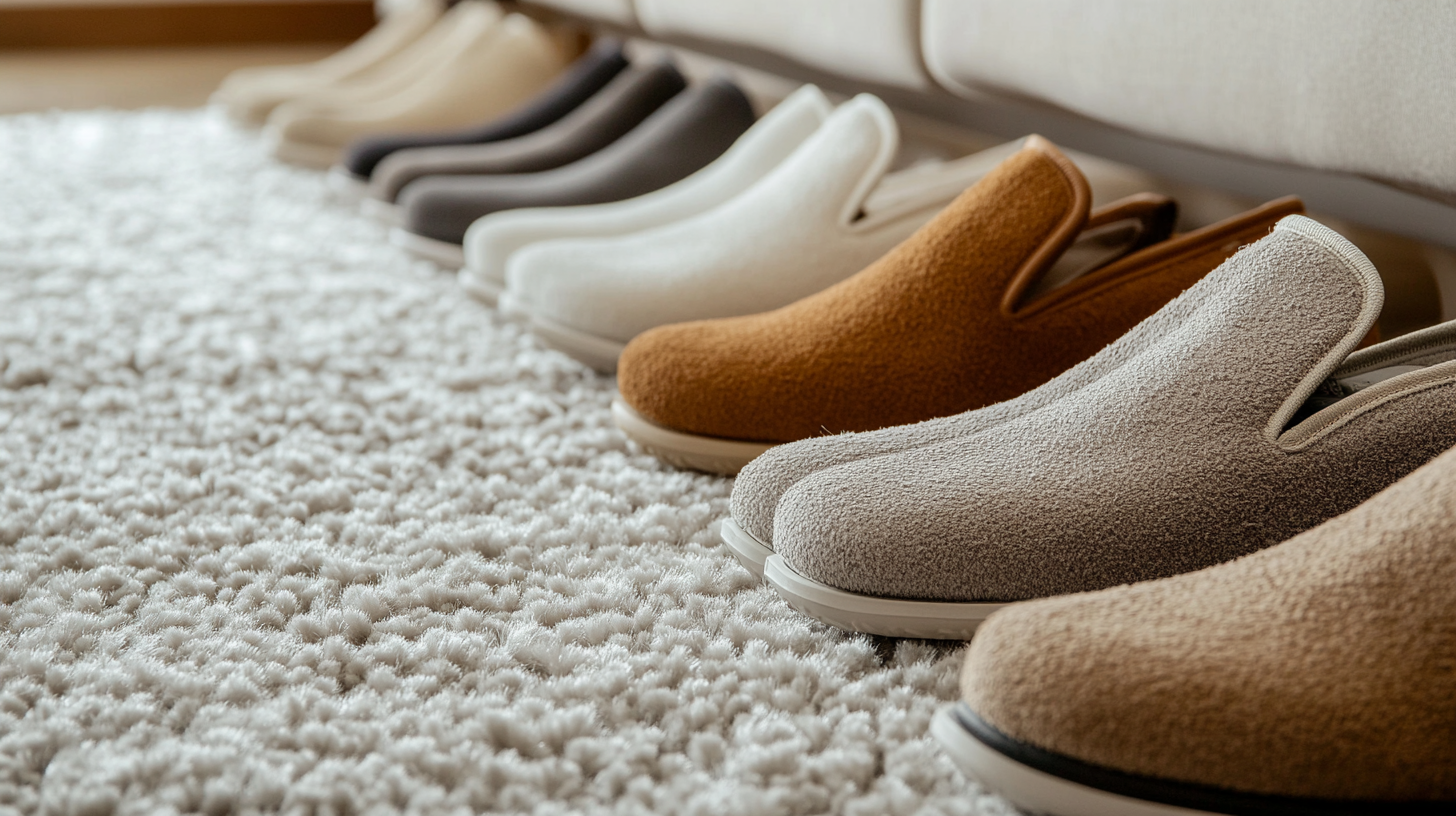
top-left (0, 109), bottom-right (1008, 816)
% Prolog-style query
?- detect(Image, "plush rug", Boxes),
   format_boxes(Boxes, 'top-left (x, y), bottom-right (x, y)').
top-left (0, 109), bottom-right (1010, 816)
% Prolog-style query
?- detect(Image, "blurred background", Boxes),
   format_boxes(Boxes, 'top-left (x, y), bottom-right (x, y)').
top-left (0, 0), bottom-right (381, 112)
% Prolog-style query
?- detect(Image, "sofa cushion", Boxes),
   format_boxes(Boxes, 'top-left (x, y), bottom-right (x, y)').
top-left (527, 0), bottom-right (635, 26)
top-left (635, 0), bottom-right (927, 89)
top-left (923, 0), bottom-right (1456, 197)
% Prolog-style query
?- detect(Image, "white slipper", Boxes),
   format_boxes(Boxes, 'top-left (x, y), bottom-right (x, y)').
top-left (763, 554), bottom-right (1005, 640)
top-left (265, 7), bottom-right (571, 168)
top-left (507, 94), bottom-right (1019, 371)
top-left (390, 228), bottom-right (465, 267)
top-left (458, 84), bottom-right (833, 304)
top-left (612, 400), bottom-right (773, 475)
top-left (212, 0), bottom-right (444, 126)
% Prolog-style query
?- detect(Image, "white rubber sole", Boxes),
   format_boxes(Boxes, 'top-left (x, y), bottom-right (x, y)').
top-left (390, 228), bottom-right (466, 268)
top-left (530, 315), bottom-right (626, 373)
top-left (327, 167), bottom-right (369, 199)
top-left (720, 518), bottom-right (773, 578)
top-left (931, 707), bottom-right (1210, 816)
top-left (264, 131), bottom-right (341, 169)
top-left (612, 400), bottom-right (775, 476)
top-left (496, 290), bottom-right (532, 319)
top-left (763, 555), bottom-right (1005, 639)
top-left (361, 198), bottom-right (404, 227)
top-left (458, 268), bottom-right (504, 306)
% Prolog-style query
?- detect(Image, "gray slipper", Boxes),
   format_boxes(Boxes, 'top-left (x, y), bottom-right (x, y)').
top-left (367, 60), bottom-right (688, 205)
top-left (765, 215), bottom-right (1456, 639)
top-left (390, 77), bottom-right (756, 261)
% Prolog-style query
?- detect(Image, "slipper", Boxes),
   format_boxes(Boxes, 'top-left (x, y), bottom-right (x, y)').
top-left (614, 136), bottom-right (1297, 474)
top-left (365, 60), bottom-right (686, 205)
top-left (767, 215), bottom-right (1456, 639)
top-left (332, 37), bottom-right (629, 185)
top-left (390, 77), bottom-right (755, 261)
top-left (941, 440), bottom-right (1456, 813)
top-left (265, 8), bottom-right (572, 168)
top-left (457, 84), bottom-right (832, 302)
top-left (213, 0), bottom-right (443, 125)
top-left (510, 95), bottom-right (1027, 373)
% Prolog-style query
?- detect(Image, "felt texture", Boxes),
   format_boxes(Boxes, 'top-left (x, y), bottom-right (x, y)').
top-left (771, 217), bottom-right (1456, 603)
top-left (729, 196), bottom-right (1303, 546)
top-left (618, 140), bottom-right (1281, 445)
top-left (368, 61), bottom-right (686, 203)
top-left (267, 11), bottom-right (571, 166)
top-left (459, 84), bottom-right (832, 295)
top-left (961, 442), bottom-right (1456, 800)
top-left (397, 78), bottom-right (755, 246)
top-left (506, 94), bottom-right (963, 342)
top-left (213, 0), bottom-right (444, 126)
top-left (338, 37), bottom-right (628, 181)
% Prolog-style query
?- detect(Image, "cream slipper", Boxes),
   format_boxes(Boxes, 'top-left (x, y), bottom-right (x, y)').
top-left (266, 0), bottom-right (497, 144)
top-left (212, 0), bottom-right (443, 126)
top-left (265, 8), bottom-right (571, 168)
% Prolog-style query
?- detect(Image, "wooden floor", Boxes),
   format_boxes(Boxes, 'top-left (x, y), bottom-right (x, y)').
top-left (0, 44), bottom-right (339, 114)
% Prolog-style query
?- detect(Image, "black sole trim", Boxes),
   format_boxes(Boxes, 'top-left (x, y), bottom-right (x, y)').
top-left (952, 704), bottom-right (1454, 816)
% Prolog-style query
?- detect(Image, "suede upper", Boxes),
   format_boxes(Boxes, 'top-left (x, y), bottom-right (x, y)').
top-left (771, 216), bottom-right (1456, 603)
top-left (961, 441), bottom-right (1456, 800)
top-left (397, 78), bottom-right (756, 246)
top-left (618, 139), bottom-right (1299, 445)
top-left (367, 60), bottom-right (686, 203)
top-left (339, 37), bottom-right (629, 181)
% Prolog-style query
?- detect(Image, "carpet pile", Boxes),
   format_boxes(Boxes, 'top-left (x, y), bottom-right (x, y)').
top-left (0, 109), bottom-right (1006, 815)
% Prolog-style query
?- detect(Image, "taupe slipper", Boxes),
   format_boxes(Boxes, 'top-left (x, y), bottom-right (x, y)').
top-left (939, 441), bottom-right (1456, 814)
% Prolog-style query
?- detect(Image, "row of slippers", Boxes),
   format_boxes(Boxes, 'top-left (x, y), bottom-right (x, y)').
top-left (222, 10), bottom-right (1456, 813)
top-left (343, 119), bottom-right (1456, 816)
top-left (216, 1), bottom-right (581, 167)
